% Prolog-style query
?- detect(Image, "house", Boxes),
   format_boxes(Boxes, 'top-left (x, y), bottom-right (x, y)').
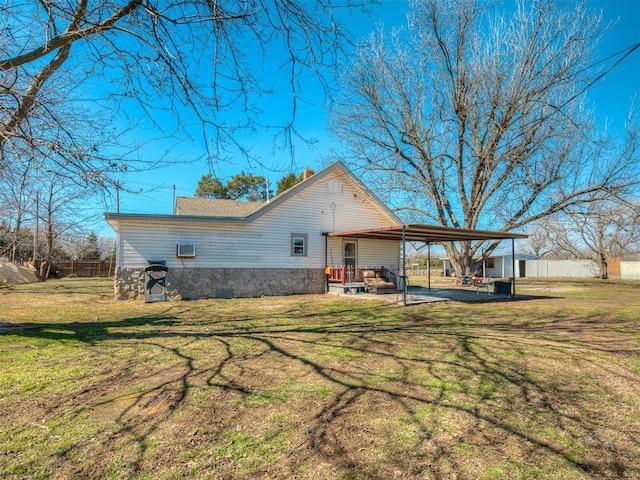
top-left (442, 254), bottom-right (538, 278)
top-left (104, 162), bottom-right (404, 300)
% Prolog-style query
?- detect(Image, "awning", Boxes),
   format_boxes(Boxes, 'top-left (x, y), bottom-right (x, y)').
top-left (326, 224), bottom-right (528, 243)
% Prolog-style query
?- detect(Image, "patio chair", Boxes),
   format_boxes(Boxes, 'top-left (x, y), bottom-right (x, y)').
top-left (475, 276), bottom-right (493, 296)
top-left (457, 276), bottom-right (474, 287)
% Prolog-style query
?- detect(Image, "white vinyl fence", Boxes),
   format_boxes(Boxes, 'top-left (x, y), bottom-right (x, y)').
top-left (620, 261), bottom-right (640, 280)
top-left (525, 259), bottom-right (599, 278)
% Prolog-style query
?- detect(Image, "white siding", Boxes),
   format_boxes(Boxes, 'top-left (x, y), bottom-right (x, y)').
top-left (326, 237), bottom-right (399, 272)
top-left (442, 254), bottom-right (536, 278)
top-left (117, 171), bottom-right (400, 269)
top-left (485, 255), bottom-right (537, 278)
top-left (358, 239), bottom-right (399, 271)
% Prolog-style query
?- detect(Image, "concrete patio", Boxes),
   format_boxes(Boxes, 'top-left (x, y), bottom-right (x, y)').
top-left (330, 284), bottom-right (521, 305)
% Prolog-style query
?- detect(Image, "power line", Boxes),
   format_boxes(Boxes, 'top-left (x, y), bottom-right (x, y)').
top-left (559, 41), bottom-right (640, 111)
top-left (575, 41), bottom-right (640, 76)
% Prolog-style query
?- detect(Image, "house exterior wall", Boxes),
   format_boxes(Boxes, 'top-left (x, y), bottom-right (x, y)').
top-left (116, 172), bottom-right (398, 270)
top-left (443, 254), bottom-right (535, 278)
top-left (326, 237), bottom-right (399, 273)
top-left (115, 267), bottom-right (326, 300)
top-left (484, 254), bottom-right (538, 278)
top-left (113, 170), bottom-right (401, 299)
top-left (483, 258), bottom-right (504, 278)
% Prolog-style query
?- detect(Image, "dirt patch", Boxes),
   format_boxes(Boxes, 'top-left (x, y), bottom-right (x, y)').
top-left (525, 286), bottom-right (587, 293)
top-left (0, 262), bottom-right (39, 285)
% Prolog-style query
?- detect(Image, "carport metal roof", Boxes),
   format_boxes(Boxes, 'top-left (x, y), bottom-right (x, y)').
top-left (326, 224), bottom-right (528, 243)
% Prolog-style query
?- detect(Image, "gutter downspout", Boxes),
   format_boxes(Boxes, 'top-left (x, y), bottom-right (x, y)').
top-left (511, 238), bottom-right (516, 297)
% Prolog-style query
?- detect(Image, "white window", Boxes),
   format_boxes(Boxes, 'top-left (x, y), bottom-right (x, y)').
top-left (291, 234), bottom-right (308, 256)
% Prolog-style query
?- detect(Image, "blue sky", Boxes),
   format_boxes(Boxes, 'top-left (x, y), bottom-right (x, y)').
top-left (94, 0), bottom-right (640, 237)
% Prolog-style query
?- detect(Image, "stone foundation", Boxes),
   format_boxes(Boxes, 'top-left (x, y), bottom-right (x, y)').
top-left (114, 267), bottom-right (326, 300)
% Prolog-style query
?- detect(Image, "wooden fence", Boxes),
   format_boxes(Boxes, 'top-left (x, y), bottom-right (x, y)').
top-left (51, 259), bottom-right (115, 278)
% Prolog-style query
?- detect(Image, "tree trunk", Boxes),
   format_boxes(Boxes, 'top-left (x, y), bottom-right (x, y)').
top-left (446, 241), bottom-right (475, 277)
top-left (599, 254), bottom-right (609, 279)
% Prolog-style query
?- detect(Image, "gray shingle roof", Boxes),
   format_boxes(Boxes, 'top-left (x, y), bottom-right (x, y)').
top-left (175, 197), bottom-right (263, 217)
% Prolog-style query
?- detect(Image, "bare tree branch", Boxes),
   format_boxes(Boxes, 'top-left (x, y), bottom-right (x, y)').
top-left (1, 0), bottom-right (368, 191)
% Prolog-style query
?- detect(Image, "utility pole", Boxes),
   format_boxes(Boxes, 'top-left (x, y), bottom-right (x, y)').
top-left (115, 182), bottom-right (120, 213)
top-left (173, 184), bottom-right (176, 213)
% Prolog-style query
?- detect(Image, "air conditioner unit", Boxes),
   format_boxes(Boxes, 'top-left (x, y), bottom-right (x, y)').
top-left (176, 243), bottom-right (196, 258)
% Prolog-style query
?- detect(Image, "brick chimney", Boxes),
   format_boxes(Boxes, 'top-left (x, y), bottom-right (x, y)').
top-left (303, 168), bottom-right (315, 180)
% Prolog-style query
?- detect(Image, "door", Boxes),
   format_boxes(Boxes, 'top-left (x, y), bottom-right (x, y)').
top-left (344, 241), bottom-right (357, 268)
top-left (518, 260), bottom-right (526, 278)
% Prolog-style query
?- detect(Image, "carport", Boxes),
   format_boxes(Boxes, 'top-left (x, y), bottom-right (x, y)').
top-left (326, 224), bottom-right (528, 306)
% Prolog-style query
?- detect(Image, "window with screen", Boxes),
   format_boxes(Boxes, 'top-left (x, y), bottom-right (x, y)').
top-left (291, 234), bottom-right (308, 256)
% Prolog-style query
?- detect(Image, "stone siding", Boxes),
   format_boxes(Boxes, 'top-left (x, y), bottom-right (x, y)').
top-left (114, 267), bottom-right (326, 300)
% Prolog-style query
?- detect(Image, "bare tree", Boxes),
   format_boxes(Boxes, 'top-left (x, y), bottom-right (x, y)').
top-left (0, 150), bottom-right (118, 263)
top-left (39, 173), bottom-right (102, 262)
top-left (521, 221), bottom-right (556, 259)
top-left (0, 159), bottom-right (37, 262)
top-left (541, 198), bottom-right (640, 278)
top-left (329, 0), bottom-right (640, 276)
top-left (99, 237), bottom-right (117, 262)
top-left (1, 0), bottom-right (367, 191)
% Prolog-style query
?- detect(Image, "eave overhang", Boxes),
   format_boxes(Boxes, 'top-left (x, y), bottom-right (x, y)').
top-left (103, 212), bottom-right (251, 230)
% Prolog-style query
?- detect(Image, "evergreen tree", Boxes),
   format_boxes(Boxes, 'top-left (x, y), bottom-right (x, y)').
top-left (276, 172), bottom-right (304, 195)
top-left (195, 172), bottom-right (270, 201)
top-left (195, 174), bottom-right (228, 199)
top-left (79, 233), bottom-right (101, 261)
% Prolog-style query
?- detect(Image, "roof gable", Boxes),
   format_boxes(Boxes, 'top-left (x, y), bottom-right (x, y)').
top-left (244, 161), bottom-right (402, 224)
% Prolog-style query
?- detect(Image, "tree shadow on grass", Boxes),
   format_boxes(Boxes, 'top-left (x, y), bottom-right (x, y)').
top-left (0, 278), bottom-right (114, 299)
top-left (2, 298), bottom-right (639, 479)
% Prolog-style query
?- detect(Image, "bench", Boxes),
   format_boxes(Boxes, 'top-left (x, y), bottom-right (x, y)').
top-left (363, 269), bottom-right (397, 294)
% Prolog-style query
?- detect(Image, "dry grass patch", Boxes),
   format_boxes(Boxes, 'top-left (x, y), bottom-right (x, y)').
top-left (0, 277), bottom-right (639, 479)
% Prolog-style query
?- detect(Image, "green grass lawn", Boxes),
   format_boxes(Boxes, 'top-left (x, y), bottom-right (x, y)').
top-left (1, 277), bottom-right (639, 479)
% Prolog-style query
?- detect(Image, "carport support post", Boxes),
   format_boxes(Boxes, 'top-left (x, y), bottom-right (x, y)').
top-left (402, 225), bottom-right (407, 306)
top-left (511, 238), bottom-right (516, 297)
top-left (427, 242), bottom-right (431, 290)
